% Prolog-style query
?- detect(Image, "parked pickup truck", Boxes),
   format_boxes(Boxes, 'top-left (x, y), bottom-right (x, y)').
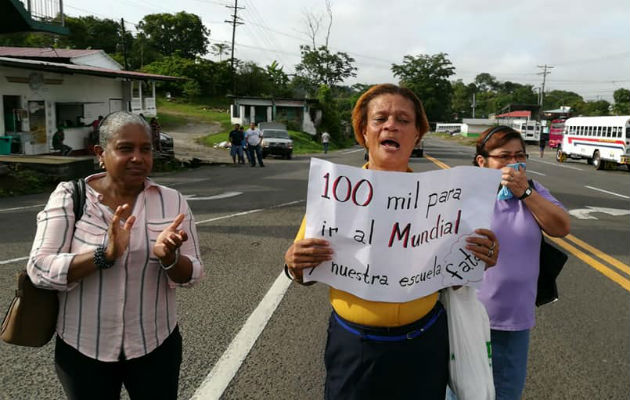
top-left (259, 122), bottom-right (293, 159)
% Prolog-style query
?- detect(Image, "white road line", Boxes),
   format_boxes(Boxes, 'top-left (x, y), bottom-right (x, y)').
top-left (0, 256), bottom-right (29, 265)
top-left (526, 170), bottom-right (546, 176)
top-left (341, 148), bottom-right (364, 154)
top-left (190, 272), bottom-right (291, 400)
top-left (529, 158), bottom-right (583, 171)
top-left (585, 186), bottom-right (630, 199)
top-left (0, 204), bottom-right (45, 212)
top-left (1, 199), bottom-right (305, 267)
top-left (185, 192), bottom-right (243, 201)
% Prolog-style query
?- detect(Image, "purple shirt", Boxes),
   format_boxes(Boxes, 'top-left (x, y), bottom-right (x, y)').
top-left (477, 180), bottom-right (565, 331)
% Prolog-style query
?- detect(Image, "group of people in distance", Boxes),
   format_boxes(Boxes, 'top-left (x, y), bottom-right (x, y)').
top-left (228, 122), bottom-right (265, 167)
top-left (27, 83), bottom-right (569, 400)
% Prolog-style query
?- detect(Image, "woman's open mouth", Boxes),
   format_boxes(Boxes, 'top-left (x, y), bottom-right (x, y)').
top-left (380, 139), bottom-right (400, 150)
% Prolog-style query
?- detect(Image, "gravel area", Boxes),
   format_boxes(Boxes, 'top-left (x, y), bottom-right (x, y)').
top-left (166, 121), bottom-right (232, 164)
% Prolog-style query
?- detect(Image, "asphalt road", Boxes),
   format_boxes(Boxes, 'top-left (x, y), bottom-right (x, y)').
top-left (0, 135), bottom-right (628, 399)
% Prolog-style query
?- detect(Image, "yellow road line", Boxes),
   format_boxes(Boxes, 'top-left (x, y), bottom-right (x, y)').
top-left (545, 235), bottom-right (630, 291)
top-left (563, 233), bottom-right (630, 276)
top-left (424, 153), bottom-right (450, 169)
top-left (426, 152), bottom-right (630, 291)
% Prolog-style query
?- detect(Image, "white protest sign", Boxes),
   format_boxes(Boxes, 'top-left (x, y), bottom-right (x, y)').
top-left (303, 158), bottom-right (501, 303)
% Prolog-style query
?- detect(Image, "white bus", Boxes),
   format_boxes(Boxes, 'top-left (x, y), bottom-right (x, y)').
top-left (557, 116), bottom-right (630, 170)
top-left (435, 123), bottom-right (463, 134)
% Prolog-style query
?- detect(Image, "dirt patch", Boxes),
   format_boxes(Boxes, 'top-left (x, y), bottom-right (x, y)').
top-left (166, 121), bottom-right (231, 164)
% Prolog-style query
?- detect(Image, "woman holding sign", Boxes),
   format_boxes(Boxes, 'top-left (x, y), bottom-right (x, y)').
top-left (284, 84), bottom-right (499, 399)
top-left (27, 111), bottom-right (204, 399)
top-left (472, 126), bottom-right (569, 400)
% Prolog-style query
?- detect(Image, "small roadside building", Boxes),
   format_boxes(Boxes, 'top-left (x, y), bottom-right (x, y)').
top-left (0, 47), bottom-right (179, 155)
top-left (229, 96), bottom-right (320, 135)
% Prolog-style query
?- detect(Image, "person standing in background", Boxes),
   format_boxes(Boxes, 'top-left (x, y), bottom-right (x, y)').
top-left (240, 126), bottom-right (250, 165)
top-left (228, 124), bottom-right (244, 165)
top-left (245, 122), bottom-right (264, 167)
top-left (321, 131), bottom-right (331, 154)
top-left (539, 130), bottom-right (548, 158)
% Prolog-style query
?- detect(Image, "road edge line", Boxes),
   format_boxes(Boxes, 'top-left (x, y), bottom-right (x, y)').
top-left (190, 273), bottom-right (292, 400)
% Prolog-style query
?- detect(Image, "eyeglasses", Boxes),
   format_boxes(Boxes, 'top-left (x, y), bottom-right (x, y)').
top-left (485, 152), bottom-right (529, 162)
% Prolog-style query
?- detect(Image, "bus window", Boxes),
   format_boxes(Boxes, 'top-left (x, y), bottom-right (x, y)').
top-left (612, 127), bottom-right (618, 137)
top-left (597, 126), bottom-right (602, 137)
top-left (626, 127), bottom-right (630, 139)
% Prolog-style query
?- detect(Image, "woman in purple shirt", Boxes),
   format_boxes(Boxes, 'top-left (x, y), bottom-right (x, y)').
top-left (473, 125), bottom-right (570, 399)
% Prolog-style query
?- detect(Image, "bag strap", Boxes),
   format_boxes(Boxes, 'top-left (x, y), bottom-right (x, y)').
top-left (70, 178), bottom-right (86, 222)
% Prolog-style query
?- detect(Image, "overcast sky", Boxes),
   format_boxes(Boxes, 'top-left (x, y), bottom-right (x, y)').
top-left (65, 0), bottom-right (629, 102)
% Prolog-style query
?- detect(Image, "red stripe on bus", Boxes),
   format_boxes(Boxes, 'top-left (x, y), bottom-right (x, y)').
top-left (566, 137), bottom-right (625, 145)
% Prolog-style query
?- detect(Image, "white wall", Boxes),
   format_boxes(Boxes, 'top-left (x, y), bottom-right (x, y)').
top-left (71, 52), bottom-right (122, 70)
top-left (1, 65), bottom-right (124, 152)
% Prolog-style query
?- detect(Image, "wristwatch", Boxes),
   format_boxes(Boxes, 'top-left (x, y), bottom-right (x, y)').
top-left (94, 245), bottom-right (115, 269)
top-left (518, 186), bottom-right (533, 200)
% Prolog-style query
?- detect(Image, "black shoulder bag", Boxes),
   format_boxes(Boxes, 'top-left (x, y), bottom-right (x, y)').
top-left (529, 179), bottom-right (569, 307)
top-left (1, 179), bottom-right (86, 346)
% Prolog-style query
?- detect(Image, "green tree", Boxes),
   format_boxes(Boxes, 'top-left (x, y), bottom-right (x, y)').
top-left (580, 100), bottom-right (611, 116)
top-left (294, 45), bottom-right (357, 93)
top-left (236, 61), bottom-right (274, 96)
top-left (137, 12), bottom-right (209, 59)
top-left (211, 43), bottom-right (231, 61)
top-left (265, 61), bottom-right (291, 97)
top-left (65, 16), bottom-right (121, 53)
top-left (142, 55), bottom-right (231, 98)
top-left (0, 15), bottom-right (126, 55)
top-left (316, 85), bottom-right (342, 139)
top-left (543, 90), bottom-right (584, 111)
top-left (613, 88), bottom-right (630, 114)
top-left (391, 53), bottom-right (455, 122)
top-left (474, 73), bottom-right (500, 92)
top-left (451, 80), bottom-right (473, 120)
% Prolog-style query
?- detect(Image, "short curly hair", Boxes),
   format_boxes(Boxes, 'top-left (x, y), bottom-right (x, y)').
top-left (351, 84), bottom-right (429, 147)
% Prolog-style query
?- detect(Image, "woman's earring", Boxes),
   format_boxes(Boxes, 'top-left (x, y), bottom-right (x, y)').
top-left (99, 159), bottom-right (105, 169)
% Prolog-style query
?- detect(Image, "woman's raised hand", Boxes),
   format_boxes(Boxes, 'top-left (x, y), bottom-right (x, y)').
top-left (106, 204), bottom-right (136, 261)
top-left (153, 213), bottom-right (188, 262)
top-left (465, 228), bottom-right (499, 269)
top-left (284, 238), bottom-right (333, 282)
top-left (501, 164), bottom-right (529, 198)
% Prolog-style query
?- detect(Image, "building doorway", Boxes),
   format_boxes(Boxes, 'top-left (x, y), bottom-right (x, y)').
top-left (3, 95), bottom-right (23, 133)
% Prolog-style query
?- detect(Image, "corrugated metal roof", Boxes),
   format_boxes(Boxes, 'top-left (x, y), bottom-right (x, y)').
top-left (0, 56), bottom-right (181, 81)
top-left (495, 111), bottom-right (531, 118)
top-left (0, 46), bottom-right (101, 58)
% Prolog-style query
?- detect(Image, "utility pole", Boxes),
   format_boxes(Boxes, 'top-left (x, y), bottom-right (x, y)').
top-left (471, 92), bottom-right (476, 118)
top-left (120, 19), bottom-right (129, 70)
top-left (225, 0), bottom-right (244, 95)
top-left (537, 64), bottom-right (554, 108)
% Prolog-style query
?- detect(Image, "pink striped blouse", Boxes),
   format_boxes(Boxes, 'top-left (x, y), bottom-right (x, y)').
top-left (27, 173), bottom-right (204, 362)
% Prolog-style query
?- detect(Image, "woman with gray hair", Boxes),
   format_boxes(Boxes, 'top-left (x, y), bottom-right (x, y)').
top-left (27, 111), bottom-right (204, 399)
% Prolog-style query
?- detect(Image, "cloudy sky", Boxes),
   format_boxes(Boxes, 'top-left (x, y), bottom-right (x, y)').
top-left (65, 0), bottom-right (629, 102)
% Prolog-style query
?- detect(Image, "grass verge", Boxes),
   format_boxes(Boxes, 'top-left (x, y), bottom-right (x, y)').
top-left (0, 168), bottom-right (57, 197)
top-left (198, 130), bottom-right (356, 155)
top-left (427, 132), bottom-right (478, 147)
top-left (156, 96), bottom-right (231, 132)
